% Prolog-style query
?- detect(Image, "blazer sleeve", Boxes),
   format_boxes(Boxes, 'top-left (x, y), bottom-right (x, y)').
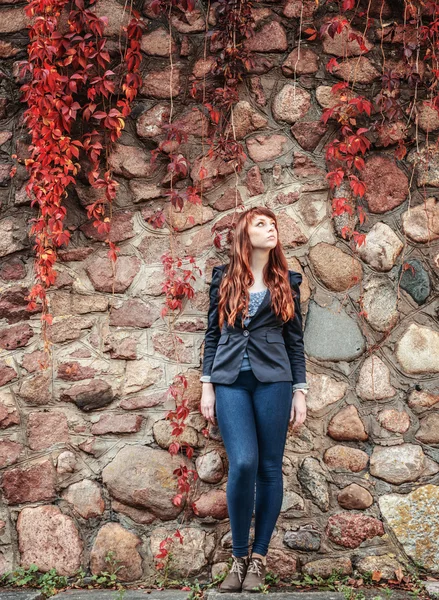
top-left (201, 266), bottom-right (223, 378)
top-left (282, 270), bottom-right (307, 386)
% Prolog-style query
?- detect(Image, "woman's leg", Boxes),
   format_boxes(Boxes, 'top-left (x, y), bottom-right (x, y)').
top-left (251, 379), bottom-right (293, 557)
top-left (214, 370), bottom-right (258, 558)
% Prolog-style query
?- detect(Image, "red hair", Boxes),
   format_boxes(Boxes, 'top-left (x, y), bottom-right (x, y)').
top-left (217, 206), bottom-right (297, 329)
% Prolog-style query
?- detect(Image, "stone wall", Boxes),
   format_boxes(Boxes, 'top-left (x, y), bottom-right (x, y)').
top-left (0, 0), bottom-right (439, 585)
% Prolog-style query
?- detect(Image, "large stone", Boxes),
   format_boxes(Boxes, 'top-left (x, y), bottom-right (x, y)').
top-left (93, 0), bottom-right (130, 36)
top-left (356, 554), bottom-right (403, 580)
top-left (272, 84), bottom-right (311, 124)
top-left (291, 121), bottom-right (327, 152)
top-left (401, 197), bottom-right (439, 243)
top-left (0, 286), bottom-right (40, 324)
top-left (61, 479), bottom-right (105, 519)
top-left (196, 450), bottom-right (224, 483)
top-left (140, 66), bottom-right (182, 98)
top-left (244, 21), bottom-right (288, 52)
top-left (302, 557), bottom-right (352, 578)
top-left (0, 440), bottom-right (23, 468)
top-left (0, 391), bottom-right (20, 428)
top-left (337, 483), bottom-right (373, 510)
top-left (136, 103), bottom-right (169, 138)
top-left (379, 485), bottom-right (439, 573)
top-left (85, 253), bottom-right (141, 293)
top-left (355, 222), bottom-right (404, 271)
top-left (415, 413), bottom-right (439, 444)
top-left (282, 47), bottom-right (319, 76)
top-left (91, 414), bottom-right (143, 435)
top-left (324, 445), bottom-right (369, 472)
top-left (327, 405), bottom-right (368, 442)
top-left (284, 524), bottom-right (321, 551)
top-left (140, 28), bottom-right (176, 56)
top-left (306, 372), bottom-right (348, 414)
top-left (399, 258), bottom-right (430, 304)
top-left (153, 419), bottom-right (202, 449)
top-left (361, 277), bottom-right (399, 332)
top-left (417, 100), bottom-right (439, 132)
top-left (102, 445), bottom-right (193, 520)
top-left (90, 523), bottom-right (142, 582)
top-left (322, 19), bottom-right (373, 56)
top-left (356, 355), bottom-right (396, 400)
top-left (408, 389), bottom-right (439, 412)
top-left (108, 144), bottom-right (155, 179)
top-left (246, 134), bottom-right (289, 162)
top-left (17, 505), bottom-right (83, 576)
top-left (27, 411), bottom-right (70, 451)
top-left (0, 361), bottom-right (18, 387)
top-left (193, 489), bottom-right (228, 520)
top-left (326, 513), bottom-right (384, 548)
top-left (377, 409), bottom-right (410, 434)
top-left (333, 57), bottom-right (380, 84)
top-left (124, 359), bottom-right (163, 394)
top-left (303, 298), bottom-right (366, 361)
top-left (0, 7), bottom-right (28, 34)
top-left (297, 457), bottom-right (329, 512)
top-left (0, 323), bottom-right (33, 350)
top-left (408, 146), bottom-right (439, 188)
top-left (109, 298), bottom-right (159, 327)
top-left (396, 323), bottom-right (439, 374)
top-left (232, 101), bottom-right (268, 140)
top-left (150, 526), bottom-right (215, 577)
top-left (309, 242), bottom-right (362, 291)
top-left (370, 443), bottom-right (425, 484)
top-left (60, 379), bottom-right (115, 411)
top-left (362, 155), bottom-right (408, 213)
top-left (1, 460), bottom-right (56, 504)
top-left (16, 371), bottom-right (51, 405)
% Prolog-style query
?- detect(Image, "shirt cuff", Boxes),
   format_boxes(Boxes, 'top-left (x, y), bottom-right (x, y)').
top-left (293, 382), bottom-right (309, 392)
top-left (200, 375), bottom-right (212, 383)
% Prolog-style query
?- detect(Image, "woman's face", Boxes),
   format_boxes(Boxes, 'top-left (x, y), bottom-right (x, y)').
top-left (247, 214), bottom-right (278, 250)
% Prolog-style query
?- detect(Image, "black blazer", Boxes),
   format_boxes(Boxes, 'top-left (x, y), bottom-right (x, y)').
top-left (201, 264), bottom-right (307, 385)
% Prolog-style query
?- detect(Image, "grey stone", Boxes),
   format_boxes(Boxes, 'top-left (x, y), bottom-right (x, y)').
top-left (284, 524), bottom-right (321, 551)
top-left (0, 593), bottom-right (45, 600)
top-left (362, 276), bottom-right (399, 332)
top-left (297, 457), bottom-right (330, 512)
top-left (304, 298), bottom-right (366, 361)
top-left (399, 258), bottom-right (431, 304)
top-left (425, 581), bottom-right (439, 598)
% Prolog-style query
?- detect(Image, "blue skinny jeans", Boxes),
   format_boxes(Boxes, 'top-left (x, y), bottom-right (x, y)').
top-left (213, 369), bottom-right (293, 557)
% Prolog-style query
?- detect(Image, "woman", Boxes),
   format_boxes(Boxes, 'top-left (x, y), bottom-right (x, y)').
top-left (199, 206), bottom-right (309, 593)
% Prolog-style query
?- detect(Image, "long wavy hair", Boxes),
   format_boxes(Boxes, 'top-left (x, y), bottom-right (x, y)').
top-left (217, 206), bottom-right (297, 330)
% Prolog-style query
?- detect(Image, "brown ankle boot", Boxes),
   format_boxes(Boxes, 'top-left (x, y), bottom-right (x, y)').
top-left (242, 555), bottom-right (266, 592)
top-left (219, 555), bottom-right (249, 593)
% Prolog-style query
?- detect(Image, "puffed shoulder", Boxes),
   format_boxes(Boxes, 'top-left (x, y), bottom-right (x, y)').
top-left (288, 269), bottom-right (303, 286)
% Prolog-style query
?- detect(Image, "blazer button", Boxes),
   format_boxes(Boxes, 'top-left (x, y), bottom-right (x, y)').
top-left (243, 330), bottom-right (249, 336)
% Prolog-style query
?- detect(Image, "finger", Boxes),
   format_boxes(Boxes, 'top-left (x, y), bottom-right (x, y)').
top-left (289, 406), bottom-right (295, 423)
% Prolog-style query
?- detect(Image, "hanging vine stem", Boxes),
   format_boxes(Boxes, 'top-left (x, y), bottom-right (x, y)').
top-left (14, 0), bottom-right (144, 362)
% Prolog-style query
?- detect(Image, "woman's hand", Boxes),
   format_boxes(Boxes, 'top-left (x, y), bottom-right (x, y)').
top-left (290, 390), bottom-right (307, 429)
top-left (200, 382), bottom-right (216, 426)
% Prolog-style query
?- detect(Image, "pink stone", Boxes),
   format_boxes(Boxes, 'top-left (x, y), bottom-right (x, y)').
top-left (57, 361), bottom-right (97, 381)
top-left (22, 350), bottom-right (47, 373)
top-left (85, 253), bottom-right (141, 293)
top-left (136, 103), bottom-right (169, 138)
top-left (172, 108), bottom-right (210, 138)
top-left (2, 460), bottom-right (56, 504)
top-left (0, 440), bottom-right (23, 468)
top-left (246, 165), bottom-right (265, 196)
top-left (337, 483), bottom-right (373, 510)
top-left (324, 445), bottom-right (369, 472)
top-left (231, 101), bottom-right (268, 140)
top-left (80, 211), bottom-right (134, 243)
top-left (333, 57), bottom-right (380, 84)
top-left (58, 247), bottom-right (94, 262)
top-left (61, 479), bottom-right (105, 519)
top-left (244, 21), bottom-right (288, 52)
top-left (0, 257), bottom-right (26, 280)
top-left (212, 188), bottom-right (243, 211)
top-left (326, 513), bottom-right (384, 548)
top-left (16, 371), bottom-right (51, 405)
top-left (0, 361), bottom-right (17, 387)
top-left (119, 390), bottom-right (168, 410)
top-left (140, 66), bottom-right (182, 98)
top-left (249, 77), bottom-right (267, 106)
top-left (152, 332), bottom-right (193, 363)
top-left (109, 298), bottom-right (159, 328)
top-left (282, 47), bottom-right (319, 76)
top-left (417, 101), bottom-right (439, 132)
top-left (140, 28), bottom-right (176, 56)
top-left (108, 144), bottom-right (155, 179)
top-left (0, 323), bottom-right (33, 350)
top-left (322, 19), bottom-right (373, 57)
top-left (17, 505), bottom-right (83, 576)
top-left (190, 154), bottom-right (235, 191)
top-left (283, 0), bottom-right (317, 18)
top-left (27, 411), bottom-right (70, 451)
top-left (0, 393), bottom-right (20, 428)
top-left (193, 489), bottom-right (228, 520)
top-left (377, 409), bottom-right (410, 433)
top-left (272, 84), bottom-right (311, 124)
top-left (247, 134), bottom-right (289, 162)
top-left (111, 500), bottom-right (156, 524)
top-left (0, 286), bottom-right (40, 324)
top-left (91, 413), bottom-right (143, 435)
top-left (291, 121), bottom-right (327, 151)
top-left (362, 155), bottom-right (408, 213)
top-left (192, 57), bottom-right (216, 78)
top-left (60, 379), bottom-right (114, 411)
top-left (327, 405), bottom-right (368, 441)
top-left (293, 153), bottom-right (327, 180)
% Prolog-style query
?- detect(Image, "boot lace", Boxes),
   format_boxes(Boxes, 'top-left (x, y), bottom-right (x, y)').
top-left (230, 556), bottom-right (246, 582)
top-left (247, 557), bottom-right (263, 577)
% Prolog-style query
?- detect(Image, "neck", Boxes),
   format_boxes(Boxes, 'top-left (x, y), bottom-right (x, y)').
top-left (249, 249), bottom-right (270, 275)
